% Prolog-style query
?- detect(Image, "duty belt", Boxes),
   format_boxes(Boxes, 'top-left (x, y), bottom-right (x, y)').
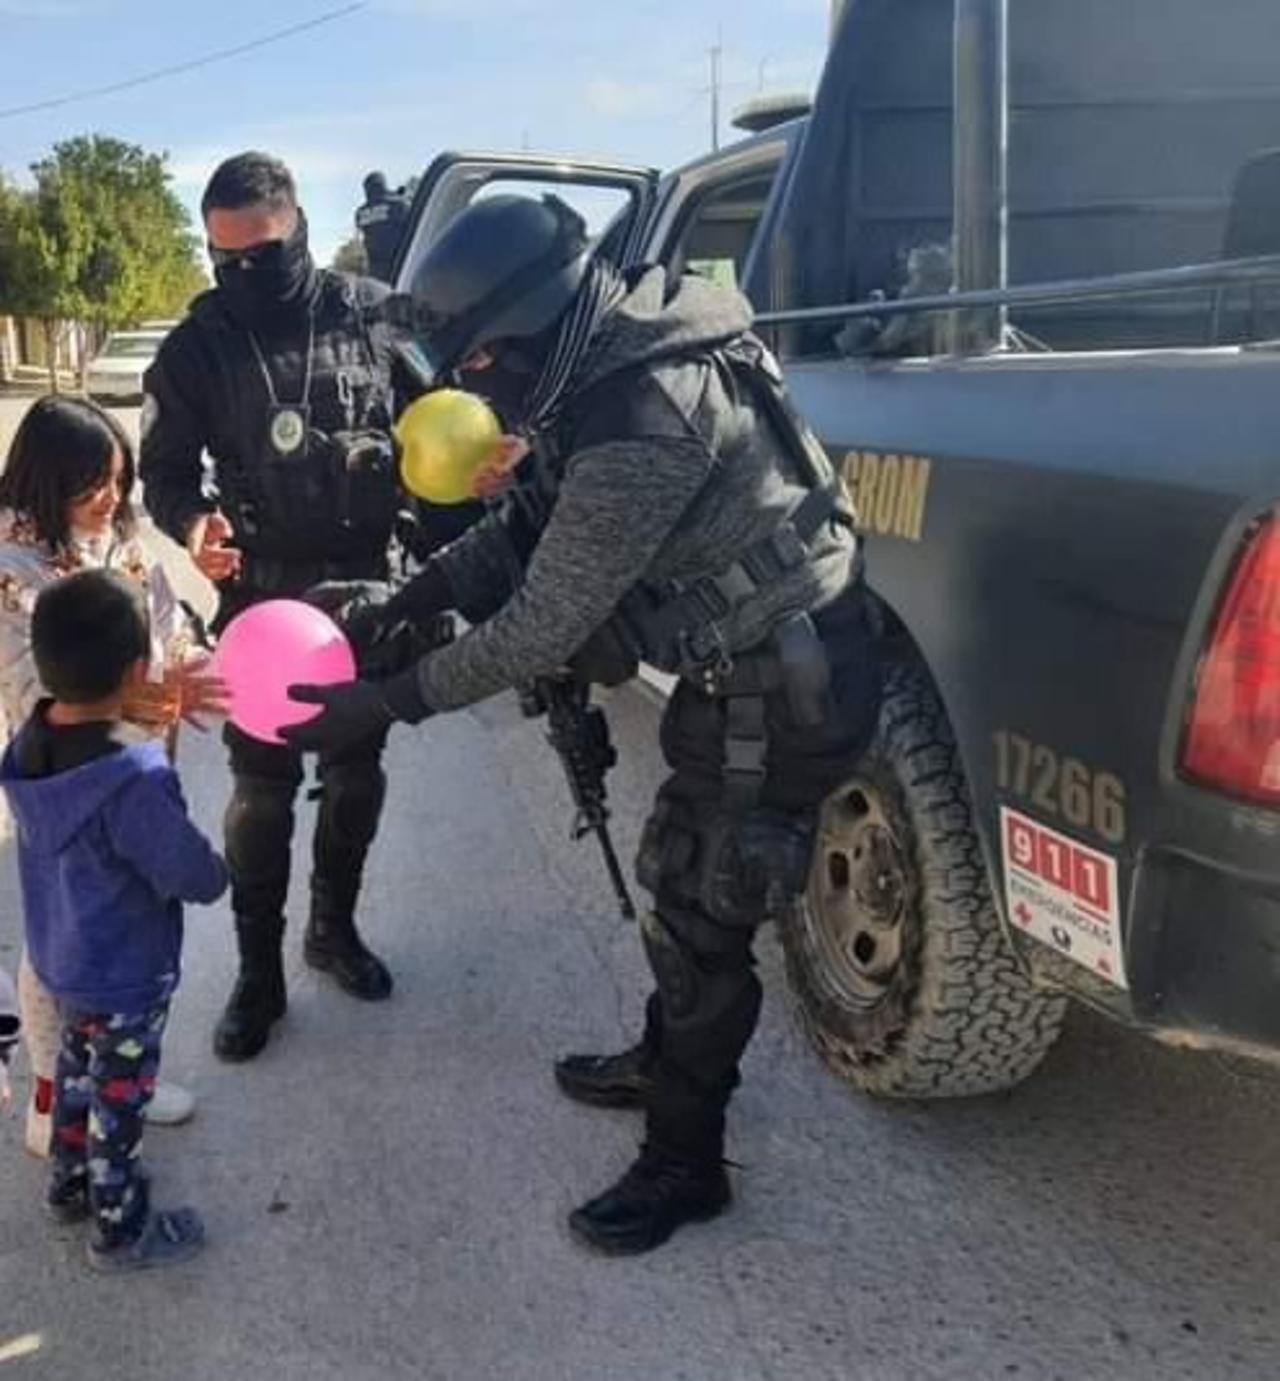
top-left (643, 479), bottom-right (850, 684)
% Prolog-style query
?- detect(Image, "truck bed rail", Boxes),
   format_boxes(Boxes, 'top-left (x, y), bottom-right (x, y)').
top-left (754, 253), bottom-right (1280, 333)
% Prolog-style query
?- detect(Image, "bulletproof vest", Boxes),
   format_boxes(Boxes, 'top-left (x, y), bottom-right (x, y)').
top-left (197, 274), bottom-right (400, 575)
top-left (506, 335), bottom-right (853, 685)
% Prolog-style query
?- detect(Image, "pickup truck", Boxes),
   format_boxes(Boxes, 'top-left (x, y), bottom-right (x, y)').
top-left (391, 0), bottom-right (1280, 1100)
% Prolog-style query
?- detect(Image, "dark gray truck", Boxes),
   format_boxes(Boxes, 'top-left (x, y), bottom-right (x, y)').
top-left (392, 0), bottom-right (1280, 1099)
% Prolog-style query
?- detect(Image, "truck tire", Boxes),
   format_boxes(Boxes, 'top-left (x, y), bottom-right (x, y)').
top-left (780, 660), bottom-right (1068, 1097)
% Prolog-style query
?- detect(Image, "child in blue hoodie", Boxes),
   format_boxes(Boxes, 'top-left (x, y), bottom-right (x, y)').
top-left (0, 569), bottom-right (227, 1272)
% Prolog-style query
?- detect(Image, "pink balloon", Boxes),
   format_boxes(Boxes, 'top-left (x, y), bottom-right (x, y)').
top-left (213, 600), bottom-right (356, 745)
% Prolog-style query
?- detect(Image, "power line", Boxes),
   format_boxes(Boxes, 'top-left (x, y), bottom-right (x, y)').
top-left (0, 3), bottom-right (368, 122)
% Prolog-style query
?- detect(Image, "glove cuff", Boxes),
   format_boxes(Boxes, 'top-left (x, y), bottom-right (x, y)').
top-left (382, 666), bottom-right (431, 725)
top-left (387, 561), bottom-right (453, 626)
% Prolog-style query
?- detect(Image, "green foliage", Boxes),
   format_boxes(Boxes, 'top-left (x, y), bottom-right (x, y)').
top-left (332, 233), bottom-right (369, 275)
top-left (0, 134), bottom-right (207, 333)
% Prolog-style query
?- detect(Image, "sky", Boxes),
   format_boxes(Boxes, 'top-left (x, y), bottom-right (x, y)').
top-left (0, 0), bottom-right (833, 265)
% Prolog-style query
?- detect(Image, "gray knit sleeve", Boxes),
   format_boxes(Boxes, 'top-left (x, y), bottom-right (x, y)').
top-left (431, 507), bottom-right (522, 623)
top-left (414, 436), bottom-right (712, 711)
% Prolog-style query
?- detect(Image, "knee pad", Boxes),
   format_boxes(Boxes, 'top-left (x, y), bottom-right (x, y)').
top-left (640, 910), bottom-right (702, 1022)
top-left (641, 909), bottom-right (762, 1058)
top-left (225, 776), bottom-right (297, 878)
top-left (315, 762), bottom-right (386, 855)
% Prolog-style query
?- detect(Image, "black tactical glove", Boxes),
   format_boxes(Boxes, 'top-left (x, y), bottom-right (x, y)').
top-left (302, 579), bottom-right (395, 649)
top-left (305, 564), bottom-right (453, 651)
top-left (302, 579), bottom-right (391, 617)
top-left (282, 668), bottom-right (431, 754)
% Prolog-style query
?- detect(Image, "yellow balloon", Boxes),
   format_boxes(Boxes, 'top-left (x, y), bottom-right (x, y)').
top-left (394, 389), bottom-right (502, 505)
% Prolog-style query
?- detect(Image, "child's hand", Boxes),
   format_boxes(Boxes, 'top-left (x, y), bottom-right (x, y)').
top-left (175, 657), bottom-right (230, 733)
top-left (471, 435), bottom-right (530, 501)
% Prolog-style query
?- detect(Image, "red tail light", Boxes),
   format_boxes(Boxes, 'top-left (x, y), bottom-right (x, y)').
top-left (1183, 514), bottom-right (1280, 804)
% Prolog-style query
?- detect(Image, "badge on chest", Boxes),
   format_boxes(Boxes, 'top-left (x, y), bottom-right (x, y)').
top-left (267, 403), bottom-right (311, 457)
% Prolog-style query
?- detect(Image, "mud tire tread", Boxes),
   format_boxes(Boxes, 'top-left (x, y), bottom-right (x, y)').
top-left (781, 661), bottom-right (1068, 1098)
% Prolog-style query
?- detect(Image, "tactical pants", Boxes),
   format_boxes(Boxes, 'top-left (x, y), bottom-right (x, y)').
top-left (223, 722), bottom-right (389, 934)
top-left (635, 588), bottom-right (880, 1162)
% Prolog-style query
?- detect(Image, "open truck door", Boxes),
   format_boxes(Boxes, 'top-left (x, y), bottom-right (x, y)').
top-left (390, 152), bottom-right (660, 291)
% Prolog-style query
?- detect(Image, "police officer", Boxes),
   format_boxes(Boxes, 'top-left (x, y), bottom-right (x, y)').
top-left (284, 195), bottom-right (881, 1253)
top-left (141, 151), bottom-right (421, 1064)
top-left (355, 172), bottom-right (410, 283)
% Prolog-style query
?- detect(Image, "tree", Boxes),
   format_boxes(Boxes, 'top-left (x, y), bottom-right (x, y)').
top-left (0, 135), bottom-right (207, 390)
top-left (332, 233), bottom-right (369, 275)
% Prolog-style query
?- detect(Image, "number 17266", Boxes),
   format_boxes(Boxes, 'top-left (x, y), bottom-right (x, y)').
top-left (993, 732), bottom-right (1127, 845)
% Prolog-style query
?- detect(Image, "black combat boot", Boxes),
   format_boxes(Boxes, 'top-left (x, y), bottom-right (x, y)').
top-left (555, 993), bottom-right (661, 1108)
top-left (303, 878), bottom-right (392, 1001)
top-left (213, 916), bottom-right (287, 1063)
top-left (568, 1143), bottom-right (731, 1255)
top-left (555, 1042), bottom-right (658, 1109)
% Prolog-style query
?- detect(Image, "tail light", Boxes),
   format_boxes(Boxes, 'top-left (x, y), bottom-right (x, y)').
top-left (1182, 513), bottom-right (1280, 803)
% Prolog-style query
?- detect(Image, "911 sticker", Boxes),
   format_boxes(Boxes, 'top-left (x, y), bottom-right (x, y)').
top-left (1000, 807), bottom-right (1128, 990)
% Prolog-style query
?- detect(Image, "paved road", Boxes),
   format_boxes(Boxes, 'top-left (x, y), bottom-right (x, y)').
top-left (1, 396), bottom-right (1279, 1380)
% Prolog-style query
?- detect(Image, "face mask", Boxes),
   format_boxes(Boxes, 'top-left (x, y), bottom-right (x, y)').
top-left (213, 211), bottom-right (317, 325)
top-left (457, 332), bottom-right (554, 430)
top-left (459, 359), bottom-right (536, 430)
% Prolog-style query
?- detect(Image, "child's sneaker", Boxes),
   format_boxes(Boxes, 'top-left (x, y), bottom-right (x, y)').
top-left (86, 1207), bottom-right (204, 1273)
top-left (24, 1079), bottom-right (52, 1159)
top-left (45, 1178), bottom-right (90, 1225)
top-left (144, 1081), bottom-right (196, 1126)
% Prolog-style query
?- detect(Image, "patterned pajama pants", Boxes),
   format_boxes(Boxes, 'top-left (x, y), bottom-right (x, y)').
top-left (50, 1002), bottom-right (169, 1248)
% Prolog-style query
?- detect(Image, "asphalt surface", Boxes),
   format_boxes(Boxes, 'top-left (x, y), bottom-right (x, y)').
top-left (0, 396), bottom-right (1279, 1380)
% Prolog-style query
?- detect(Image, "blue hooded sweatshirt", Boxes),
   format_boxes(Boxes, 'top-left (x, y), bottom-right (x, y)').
top-left (0, 718), bottom-right (227, 1015)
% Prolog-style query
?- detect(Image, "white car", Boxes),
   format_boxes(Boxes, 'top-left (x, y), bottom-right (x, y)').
top-left (85, 329), bottom-right (168, 402)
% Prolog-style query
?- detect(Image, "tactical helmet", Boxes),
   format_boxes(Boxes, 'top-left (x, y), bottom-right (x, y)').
top-left (405, 194), bottom-right (591, 375)
top-left (364, 171), bottom-right (389, 200)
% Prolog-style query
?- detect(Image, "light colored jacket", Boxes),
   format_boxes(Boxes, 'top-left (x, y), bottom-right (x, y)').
top-left (0, 510), bottom-right (190, 736)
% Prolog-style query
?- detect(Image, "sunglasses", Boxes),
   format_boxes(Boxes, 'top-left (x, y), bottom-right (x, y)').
top-left (207, 238), bottom-right (287, 271)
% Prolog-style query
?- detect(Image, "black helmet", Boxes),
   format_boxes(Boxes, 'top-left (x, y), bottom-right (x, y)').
top-left (364, 170), bottom-right (389, 200)
top-left (406, 194), bottom-right (591, 374)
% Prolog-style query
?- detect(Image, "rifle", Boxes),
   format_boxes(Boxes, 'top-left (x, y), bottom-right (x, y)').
top-left (520, 675), bottom-right (636, 922)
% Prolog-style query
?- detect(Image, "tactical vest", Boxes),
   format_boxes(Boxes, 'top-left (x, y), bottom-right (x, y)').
top-left (510, 336), bottom-right (855, 686)
top-left (198, 274), bottom-right (401, 582)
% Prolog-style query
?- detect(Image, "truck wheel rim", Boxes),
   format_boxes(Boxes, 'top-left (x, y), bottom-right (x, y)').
top-left (805, 778), bottom-right (910, 1006)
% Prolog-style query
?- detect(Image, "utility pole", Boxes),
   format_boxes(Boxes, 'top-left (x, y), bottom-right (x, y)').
top-left (709, 42), bottom-right (722, 151)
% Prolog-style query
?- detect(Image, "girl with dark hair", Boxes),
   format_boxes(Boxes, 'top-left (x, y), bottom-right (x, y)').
top-left (0, 395), bottom-right (224, 1158)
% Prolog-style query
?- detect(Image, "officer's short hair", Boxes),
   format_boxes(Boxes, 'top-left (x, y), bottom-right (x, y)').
top-left (32, 570), bottom-right (150, 705)
top-left (202, 152), bottom-right (297, 219)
